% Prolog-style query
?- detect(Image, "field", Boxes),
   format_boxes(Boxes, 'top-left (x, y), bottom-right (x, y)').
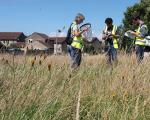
top-left (0, 53), bottom-right (149, 120)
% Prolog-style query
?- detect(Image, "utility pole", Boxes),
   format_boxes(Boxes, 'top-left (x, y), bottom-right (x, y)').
top-left (55, 26), bottom-right (65, 55)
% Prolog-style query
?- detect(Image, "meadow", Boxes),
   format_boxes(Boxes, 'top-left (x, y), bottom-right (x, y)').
top-left (0, 53), bottom-right (149, 120)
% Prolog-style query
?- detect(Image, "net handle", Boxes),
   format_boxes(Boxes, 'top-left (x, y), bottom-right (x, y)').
top-left (80, 23), bottom-right (91, 29)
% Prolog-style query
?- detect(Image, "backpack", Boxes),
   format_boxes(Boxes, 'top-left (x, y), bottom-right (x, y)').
top-left (65, 23), bottom-right (73, 45)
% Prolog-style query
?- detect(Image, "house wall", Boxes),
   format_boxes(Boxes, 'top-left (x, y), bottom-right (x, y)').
top-left (27, 40), bottom-right (48, 50)
top-left (25, 40), bottom-right (54, 55)
top-left (54, 44), bottom-right (62, 55)
top-left (54, 43), bottom-right (67, 55)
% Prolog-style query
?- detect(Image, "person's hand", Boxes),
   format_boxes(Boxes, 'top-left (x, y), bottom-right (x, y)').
top-left (127, 30), bottom-right (132, 33)
top-left (108, 33), bottom-right (114, 38)
top-left (127, 30), bottom-right (135, 35)
top-left (102, 34), bottom-right (107, 40)
top-left (130, 31), bottom-right (136, 35)
top-left (82, 28), bottom-right (89, 32)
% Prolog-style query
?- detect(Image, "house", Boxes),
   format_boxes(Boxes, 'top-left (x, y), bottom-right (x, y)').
top-left (26, 32), bottom-right (54, 54)
top-left (0, 32), bottom-right (26, 48)
top-left (49, 36), bottom-right (102, 55)
top-left (49, 37), bottom-right (67, 55)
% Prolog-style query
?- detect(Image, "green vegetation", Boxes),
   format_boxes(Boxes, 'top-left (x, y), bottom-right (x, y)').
top-left (0, 55), bottom-right (149, 120)
top-left (123, 0), bottom-right (150, 31)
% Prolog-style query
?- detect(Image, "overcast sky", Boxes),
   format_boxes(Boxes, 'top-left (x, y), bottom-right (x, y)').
top-left (0, 0), bottom-right (139, 36)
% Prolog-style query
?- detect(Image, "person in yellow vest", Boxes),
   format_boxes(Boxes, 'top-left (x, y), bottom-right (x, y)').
top-left (129, 14), bottom-right (148, 63)
top-left (102, 18), bottom-right (119, 65)
top-left (68, 13), bottom-right (87, 69)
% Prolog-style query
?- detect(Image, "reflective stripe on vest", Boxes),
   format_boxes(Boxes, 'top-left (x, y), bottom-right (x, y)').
top-left (71, 22), bottom-right (83, 49)
top-left (135, 26), bottom-right (145, 46)
top-left (105, 25), bottom-right (119, 49)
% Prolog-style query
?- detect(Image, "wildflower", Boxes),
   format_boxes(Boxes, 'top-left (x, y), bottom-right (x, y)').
top-left (111, 91), bottom-right (117, 98)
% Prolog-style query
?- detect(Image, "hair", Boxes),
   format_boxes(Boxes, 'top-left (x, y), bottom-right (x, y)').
top-left (75, 13), bottom-right (85, 21)
top-left (105, 18), bottom-right (113, 24)
top-left (132, 13), bottom-right (140, 21)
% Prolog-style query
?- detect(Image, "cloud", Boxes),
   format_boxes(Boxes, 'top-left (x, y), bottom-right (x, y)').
top-left (49, 32), bottom-right (66, 37)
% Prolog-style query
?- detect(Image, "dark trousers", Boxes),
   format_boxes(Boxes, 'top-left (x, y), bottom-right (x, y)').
top-left (135, 45), bottom-right (144, 64)
top-left (67, 45), bottom-right (73, 59)
top-left (106, 46), bottom-right (118, 65)
top-left (67, 45), bottom-right (82, 69)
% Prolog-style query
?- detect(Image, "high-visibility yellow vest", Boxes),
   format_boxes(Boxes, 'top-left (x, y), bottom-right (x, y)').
top-left (135, 26), bottom-right (146, 46)
top-left (71, 22), bottom-right (83, 49)
top-left (105, 25), bottom-right (119, 49)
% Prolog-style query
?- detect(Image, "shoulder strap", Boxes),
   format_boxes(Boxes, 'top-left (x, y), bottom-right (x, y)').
top-left (66, 23), bottom-right (73, 38)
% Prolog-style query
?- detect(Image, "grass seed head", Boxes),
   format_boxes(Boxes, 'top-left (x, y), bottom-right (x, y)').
top-left (5, 60), bottom-right (9, 64)
top-left (40, 54), bottom-right (43, 58)
top-left (1, 58), bottom-right (5, 61)
top-left (48, 63), bottom-right (52, 71)
top-left (39, 60), bottom-right (42, 65)
top-left (44, 54), bottom-right (47, 60)
top-left (31, 59), bottom-right (35, 67)
top-left (34, 56), bottom-right (36, 61)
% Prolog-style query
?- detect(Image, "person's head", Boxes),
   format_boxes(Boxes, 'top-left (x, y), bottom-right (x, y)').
top-left (75, 13), bottom-right (85, 24)
top-left (105, 18), bottom-right (113, 28)
top-left (132, 13), bottom-right (141, 26)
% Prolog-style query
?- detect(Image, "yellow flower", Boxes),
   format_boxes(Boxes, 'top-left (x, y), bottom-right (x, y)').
top-left (111, 91), bottom-right (117, 98)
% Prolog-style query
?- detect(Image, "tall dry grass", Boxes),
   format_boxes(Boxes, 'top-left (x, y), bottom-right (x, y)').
top-left (0, 53), bottom-right (149, 120)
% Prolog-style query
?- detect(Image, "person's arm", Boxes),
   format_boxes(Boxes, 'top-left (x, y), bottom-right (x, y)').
top-left (130, 26), bottom-right (148, 38)
top-left (73, 29), bottom-right (86, 37)
top-left (130, 31), bottom-right (141, 38)
top-left (72, 25), bottom-right (87, 37)
top-left (102, 30), bottom-right (108, 40)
